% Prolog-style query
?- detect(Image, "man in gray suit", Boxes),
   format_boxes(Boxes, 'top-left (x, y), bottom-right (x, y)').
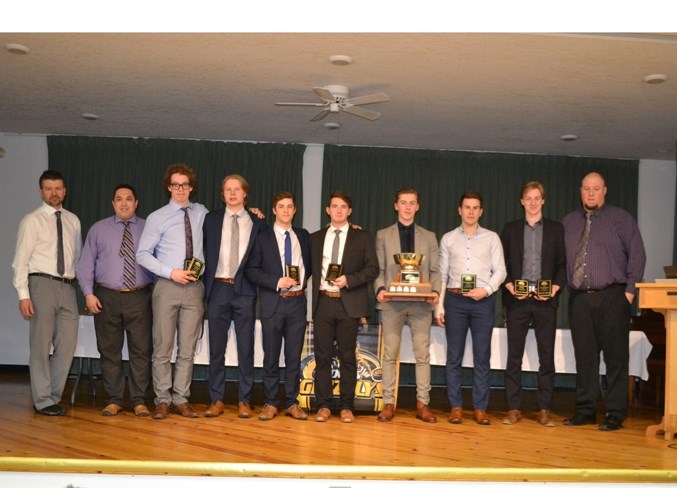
top-left (374, 188), bottom-right (441, 423)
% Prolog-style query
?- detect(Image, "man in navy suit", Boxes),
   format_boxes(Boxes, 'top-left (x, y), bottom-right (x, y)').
top-left (246, 191), bottom-right (311, 421)
top-left (202, 174), bottom-right (267, 419)
top-left (310, 191), bottom-right (379, 423)
top-left (500, 181), bottom-right (566, 427)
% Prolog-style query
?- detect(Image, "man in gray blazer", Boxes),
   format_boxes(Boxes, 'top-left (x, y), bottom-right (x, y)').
top-left (374, 188), bottom-right (441, 423)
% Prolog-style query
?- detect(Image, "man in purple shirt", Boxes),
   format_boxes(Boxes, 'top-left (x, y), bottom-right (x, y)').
top-left (77, 184), bottom-right (154, 417)
top-left (562, 172), bottom-right (646, 431)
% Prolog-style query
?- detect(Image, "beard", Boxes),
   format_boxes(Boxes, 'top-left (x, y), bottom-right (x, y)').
top-left (583, 203), bottom-right (598, 212)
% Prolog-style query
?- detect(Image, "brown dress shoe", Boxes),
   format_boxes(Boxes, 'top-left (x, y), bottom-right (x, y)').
top-left (174, 402), bottom-right (199, 418)
top-left (473, 409), bottom-right (491, 425)
top-left (238, 401), bottom-right (252, 419)
top-left (502, 409), bottom-right (522, 425)
top-left (258, 404), bottom-right (278, 421)
top-left (416, 400), bottom-right (437, 423)
top-left (315, 407), bottom-right (331, 422)
top-left (377, 403), bottom-right (395, 422)
top-left (448, 407), bottom-right (463, 424)
top-left (152, 402), bottom-right (170, 420)
top-left (133, 404), bottom-right (150, 417)
top-left (340, 409), bottom-right (355, 423)
top-left (204, 401), bottom-right (225, 418)
top-left (102, 403), bottom-right (123, 416)
top-left (537, 409), bottom-right (555, 427)
top-left (285, 404), bottom-right (308, 420)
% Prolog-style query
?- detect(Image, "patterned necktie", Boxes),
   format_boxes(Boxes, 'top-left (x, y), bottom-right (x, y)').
top-left (230, 214), bottom-right (240, 276)
top-left (182, 207), bottom-right (193, 259)
top-left (55, 210), bottom-right (64, 276)
top-left (119, 221), bottom-right (136, 289)
top-left (284, 230), bottom-right (292, 266)
top-left (331, 229), bottom-right (341, 263)
top-left (571, 212), bottom-right (592, 288)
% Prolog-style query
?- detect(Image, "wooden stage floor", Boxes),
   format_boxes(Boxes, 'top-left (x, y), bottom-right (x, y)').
top-left (1, 368), bottom-right (676, 483)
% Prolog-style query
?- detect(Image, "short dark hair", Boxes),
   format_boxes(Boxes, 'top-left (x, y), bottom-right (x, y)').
top-left (164, 163), bottom-right (197, 196)
top-left (394, 187), bottom-right (420, 205)
top-left (326, 191), bottom-right (352, 208)
top-left (113, 183), bottom-right (138, 200)
top-left (39, 170), bottom-right (65, 189)
top-left (272, 191), bottom-right (296, 208)
top-left (458, 190), bottom-right (483, 209)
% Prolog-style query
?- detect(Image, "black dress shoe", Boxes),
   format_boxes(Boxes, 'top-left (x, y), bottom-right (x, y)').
top-left (563, 412), bottom-right (596, 426)
top-left (34, 404), bottom-right (67, 416)
top-left (598, 415), bottom-right (623, 431)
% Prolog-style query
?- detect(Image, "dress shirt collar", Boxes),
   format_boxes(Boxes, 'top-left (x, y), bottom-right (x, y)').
top-left (113, 215), bottom-right (139, 224)
top-left (329, 222), bottom-right (350, 234)
top-left (169, 199), bottom-right (193, 212)
top-left (274, 223), bottom-right (292, 236)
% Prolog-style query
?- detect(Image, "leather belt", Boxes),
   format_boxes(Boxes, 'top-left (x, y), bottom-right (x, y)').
top-left (215, 278), bottom-right (235, 284)
top-left (280, 290), bottom-right (305, 297)
top-left (447, 288), bottom-right (463, 295)
top-left (320, 289), bottom-right (341, 299)
top-left (29, 272), bottom-right (75, 285)
top-left (98, 284), bottom-right (150, 293)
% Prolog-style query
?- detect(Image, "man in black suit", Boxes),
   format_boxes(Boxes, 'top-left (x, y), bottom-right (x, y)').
top-left (246, 191), bottom-right (311, 421)
top-left (310, 191), bottom-right (379, 423)
top-left (202, 174), bottom-right (267, 419)
top-left (500, 181), bottom-right (566, 427)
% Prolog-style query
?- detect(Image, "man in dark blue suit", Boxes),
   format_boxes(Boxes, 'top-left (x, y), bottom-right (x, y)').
top-left (246, 191), bottom-right (311, 421)
top-left (202, 174), bottom-right (267, 419)
top-left (500, 181), bottom-right (566, 427)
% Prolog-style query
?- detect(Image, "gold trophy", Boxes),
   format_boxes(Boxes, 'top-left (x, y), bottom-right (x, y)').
top-left (382, 253), bottom-right (437, 301)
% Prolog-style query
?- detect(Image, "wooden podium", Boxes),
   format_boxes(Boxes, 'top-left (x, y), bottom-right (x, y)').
top-left (636, 282), bottom-right (677, 440)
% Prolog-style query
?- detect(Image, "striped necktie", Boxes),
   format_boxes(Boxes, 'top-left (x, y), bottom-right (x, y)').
top-left (119, 221), bottom-right (136, 289)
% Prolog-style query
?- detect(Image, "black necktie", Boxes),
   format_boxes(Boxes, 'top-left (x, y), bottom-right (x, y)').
top-left (55, 210), bottom-right (64, 276)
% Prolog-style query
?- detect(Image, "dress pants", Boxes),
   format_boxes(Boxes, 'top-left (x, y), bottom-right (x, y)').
top-left (207, 281), bottom-right (256, 404)
top-left (28, 275), bottom-right (79, 410)
top-left (568, 285), bottom-right (630, 420)
top-left (504, 297), bottom-right (556, 411)
top-left (443, 292), bottom-right (495, 410)
top-left (151, 278), bottom-right (204, 406)
top-left (93, 285), bottom-right (152, 407)
top-left (380, 303), bottom-right (433, 405)
top-left (313, 294), bottom-right (359, 411)
top-left (260, 295), bottom-right (307, 408)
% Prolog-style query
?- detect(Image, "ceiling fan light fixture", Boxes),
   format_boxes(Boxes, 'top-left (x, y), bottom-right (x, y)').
top-left (560, 134), bottom-right (578, 142)
top-left (324, 122), bottom-right (341, 130)
top-left (5, 43), bottom-right (30, 55)
top-left (644, 73), bottom-right (668, 84)
top-left (81, 113), bottom-right (99, 121)
top-left (328, 54), bottom-right (353, 66)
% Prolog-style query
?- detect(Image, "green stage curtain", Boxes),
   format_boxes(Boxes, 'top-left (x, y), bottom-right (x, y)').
top-left (47, 136), bottom-right (306, 235)
top-left (322, 144), bottom-right (640, 328)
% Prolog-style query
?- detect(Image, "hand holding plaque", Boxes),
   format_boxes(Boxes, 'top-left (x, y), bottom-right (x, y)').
top-left (514, 279), bottom-right (529, 298)
top-left (184, 257), bottom-right (205, 279)
top-left (537, 279), bottom-right (552, 298)
top-left (461, 274), bottom-right (476, 295)
top-left (325, 263), bottom-right (343, 282)
top-left (286, 265), bottom-right (300, 283)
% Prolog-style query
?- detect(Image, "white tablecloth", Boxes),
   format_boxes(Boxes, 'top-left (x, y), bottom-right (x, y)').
top-left (399, 326), bottom-right (652, 380)
top-left (75, 316), bottom-right (652, 379)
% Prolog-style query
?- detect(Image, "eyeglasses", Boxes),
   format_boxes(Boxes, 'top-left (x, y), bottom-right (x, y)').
top-left (169, 182), bottom-right (191, 190)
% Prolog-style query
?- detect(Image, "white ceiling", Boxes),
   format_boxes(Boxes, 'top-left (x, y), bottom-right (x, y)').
top-left (2, 32), bottom-right (677, 161)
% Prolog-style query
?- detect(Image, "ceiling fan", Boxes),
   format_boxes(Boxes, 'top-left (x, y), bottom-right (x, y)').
top-left (275, 85), bottom-right (390, 122)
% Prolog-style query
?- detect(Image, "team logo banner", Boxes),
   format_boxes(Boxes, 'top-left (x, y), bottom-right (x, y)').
top-left (298, 322), bottom-right (385, 412)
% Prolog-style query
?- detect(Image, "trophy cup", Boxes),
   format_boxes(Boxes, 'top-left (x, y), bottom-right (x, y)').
top-left (382, 252), bottom-right (437, 301)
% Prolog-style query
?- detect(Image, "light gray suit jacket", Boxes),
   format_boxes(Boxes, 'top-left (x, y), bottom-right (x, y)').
top-left (374, 223), bottom-right (441, 311)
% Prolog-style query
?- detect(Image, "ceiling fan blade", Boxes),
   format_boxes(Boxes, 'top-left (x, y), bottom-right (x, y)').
top-left (309, 108), bottom-right (330, 122)
top-left (345, 93), bottom-right (390, 106)
top-left (342, 105), bottom-right (382, 121)
top-left (313, 87), bottom-right (335, 102)
top-left (275, 102), bottom-right (326, 107)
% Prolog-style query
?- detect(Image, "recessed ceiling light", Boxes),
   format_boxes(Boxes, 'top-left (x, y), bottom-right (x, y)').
top-left (324, 122), bottom-right (341, 130)
top-left (5, 43), bottom-right (30, 55)
top-left (81, 113), bottom-right (99, 121)
top-left (644, 73), bottom-right (668, 84)
top-left (328, 55), bottom-right (353, 66)
top-left (560, 134), bottom-right (578, 142)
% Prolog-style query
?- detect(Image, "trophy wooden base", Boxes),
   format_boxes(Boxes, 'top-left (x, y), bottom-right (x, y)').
top-left (383, 281), bottom-right (436, 302)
